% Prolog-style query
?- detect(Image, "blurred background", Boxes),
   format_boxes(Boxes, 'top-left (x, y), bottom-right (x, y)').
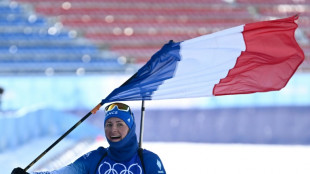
top-left (0, 0), bottom-right (310, 173)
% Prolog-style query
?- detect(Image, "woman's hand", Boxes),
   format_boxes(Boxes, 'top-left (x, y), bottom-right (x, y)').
top-left (11, 167), bottom-right (29, 174)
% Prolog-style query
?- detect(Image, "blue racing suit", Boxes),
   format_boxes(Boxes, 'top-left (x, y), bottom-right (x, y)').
top-left (32, 117), bottom-right (165, 174)
top-left (32, 146), bottom-right (165, 174)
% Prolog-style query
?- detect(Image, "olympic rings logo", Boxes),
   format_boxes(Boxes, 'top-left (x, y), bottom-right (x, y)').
top-left (98, 161), bottom-right (143, 174)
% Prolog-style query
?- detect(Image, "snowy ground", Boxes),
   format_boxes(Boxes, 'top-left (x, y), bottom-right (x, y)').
top-left (2, 137), bottom-right (310, 174)
top-left (148, 142), bottom-right (310, 174)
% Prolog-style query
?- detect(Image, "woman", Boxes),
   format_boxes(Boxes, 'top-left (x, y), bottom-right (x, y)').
top-left (12, 102), bottom-right (166, 174)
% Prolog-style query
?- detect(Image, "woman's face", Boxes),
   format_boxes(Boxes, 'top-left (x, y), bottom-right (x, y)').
top-left (105, 117), bottom-right (129, 142)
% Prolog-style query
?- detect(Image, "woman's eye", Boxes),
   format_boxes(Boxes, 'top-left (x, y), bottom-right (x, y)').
top-left (117, 123), bottom-right (124, 127)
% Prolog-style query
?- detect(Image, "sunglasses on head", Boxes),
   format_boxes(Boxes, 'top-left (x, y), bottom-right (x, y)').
top-left (105, 103), bottom-right (131, 113)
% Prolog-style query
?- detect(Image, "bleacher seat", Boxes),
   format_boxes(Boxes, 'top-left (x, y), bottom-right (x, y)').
top-left (7, 0), bottom-right (310, 72)
top-left (0, 1), bottom-right (128, 75)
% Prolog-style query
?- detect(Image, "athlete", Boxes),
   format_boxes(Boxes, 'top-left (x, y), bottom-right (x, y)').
top-left (12, 102), bottom-right (166, 174)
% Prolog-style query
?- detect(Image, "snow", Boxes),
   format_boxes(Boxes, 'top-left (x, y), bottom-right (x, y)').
top-left (0, 137), bottom-right (76, 173)
top-left (146, 142), bottom-right (310, 174)
top-left (2, 137), bottom-right (310, 174)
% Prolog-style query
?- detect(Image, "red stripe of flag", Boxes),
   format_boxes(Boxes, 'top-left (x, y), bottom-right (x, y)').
top-left (213, 15), bottom-right (304, 96)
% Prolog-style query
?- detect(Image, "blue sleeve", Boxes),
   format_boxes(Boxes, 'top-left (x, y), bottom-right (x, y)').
top-left (30, 156), bottom-right (88, 174)
top-left (31, 147), bottom-right (106, 174)
top-left (30, 163), bottom-right (84, 174)
top-left (142, 150), bottom-right (166, 174)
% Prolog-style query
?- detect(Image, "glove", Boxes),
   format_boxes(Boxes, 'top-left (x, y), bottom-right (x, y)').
top-left (11, 167), bottom-right (29, 174)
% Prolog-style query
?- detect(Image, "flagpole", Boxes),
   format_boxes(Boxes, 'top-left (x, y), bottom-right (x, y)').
top-left (139, 100), bottom-right (145, 148)
top-left (24, 103), bottom-right (102, 171)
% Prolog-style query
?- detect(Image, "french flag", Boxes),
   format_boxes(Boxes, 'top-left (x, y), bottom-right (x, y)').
top-left (101, 15), bottom-right (304, 104)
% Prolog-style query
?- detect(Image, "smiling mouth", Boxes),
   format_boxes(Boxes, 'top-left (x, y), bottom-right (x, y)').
top-left (110, 135), bottom-right (121, 140)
